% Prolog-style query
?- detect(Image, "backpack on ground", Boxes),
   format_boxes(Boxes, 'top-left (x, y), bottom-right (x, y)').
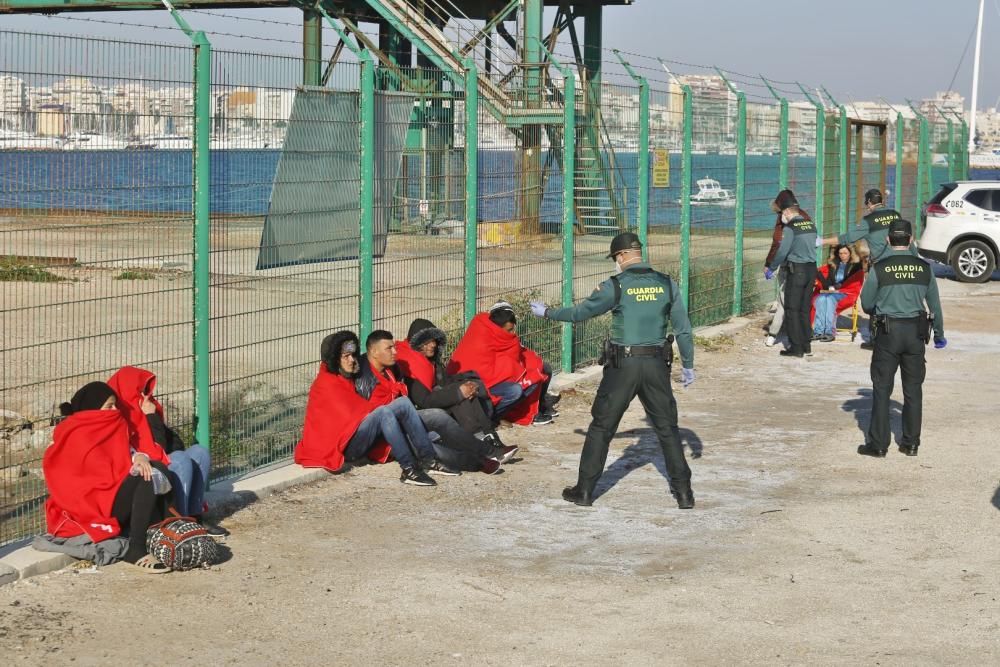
top-left (145, 510), bottom-right (219, 570)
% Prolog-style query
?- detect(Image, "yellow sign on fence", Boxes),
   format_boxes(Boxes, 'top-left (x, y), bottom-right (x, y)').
top-left (652, 149), bottom-right (670, 188)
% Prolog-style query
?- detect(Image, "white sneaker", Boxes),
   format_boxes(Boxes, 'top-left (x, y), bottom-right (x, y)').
top-left (764, 335), bottom-right (777, 347)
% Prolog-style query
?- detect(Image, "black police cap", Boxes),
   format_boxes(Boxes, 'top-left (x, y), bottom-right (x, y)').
top-left (607, 232), bottom-right (643, 258)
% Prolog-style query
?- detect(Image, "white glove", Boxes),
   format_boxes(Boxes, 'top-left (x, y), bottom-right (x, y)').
top-left (681, 368), bottom-right (695, 387)
top-left (815, 236), bottom-right (823, 247)
top-left (529, 300), bottom-right (548, 317)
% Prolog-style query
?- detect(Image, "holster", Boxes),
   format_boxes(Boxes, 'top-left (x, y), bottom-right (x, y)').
top-left (664, 334), bottom-right (675, 370)
top-left (599, 337), bottom-right (620, 369)
top-left (918, 312), bottom-right (931, 344)
top-left (871, 314), bottom-right (888, 339)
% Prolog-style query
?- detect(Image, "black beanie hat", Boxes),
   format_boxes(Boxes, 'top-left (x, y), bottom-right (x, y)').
top-left (773, 189), bottom-right (798, 210)
top-left (60, 381), bottom-right (116, 416)
top-left (320, 331), bottom-right (360, 373)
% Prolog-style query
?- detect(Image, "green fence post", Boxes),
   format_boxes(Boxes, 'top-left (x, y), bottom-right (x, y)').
top-left (895, 113), bottom-right (904, 211)
top-left (463, 59), bottom-right (479, 326)
top-left (716, 69), bottom-right (745, 316)
top-left (681, 86), bottom-right (693, 306)
top-left (315, 8), bottom-right (377, 339)
top-left (945, 116), bottom-right (955, 182)
top-left (615, 51), bottom-right (649, 252)
top-left (762, 77), bottom-right (789, 190)
top-left (838, 105), bottom-right (849, 234)
top-left (162, 1), bottom-right (212, 452)
top-left (798, 83), bottom-right (825, 262)
top-left (539, 43), bottom-right (575, 373)
top-left (359, 59), bottom-right (376, 341)
top-left (959, 117), bottom-right (970, 179)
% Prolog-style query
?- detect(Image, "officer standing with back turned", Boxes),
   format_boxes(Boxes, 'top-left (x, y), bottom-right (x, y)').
top-left (529, 232), bottom-right (696, 509)
top-left (857, 219), bottom-right (946, 459)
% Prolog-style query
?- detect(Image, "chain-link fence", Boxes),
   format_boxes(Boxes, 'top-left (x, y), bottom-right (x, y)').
top-left (0, 21), bottom-right (968, 547)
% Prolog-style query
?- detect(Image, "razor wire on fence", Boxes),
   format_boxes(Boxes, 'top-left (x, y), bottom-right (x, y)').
top-left (0, 17), bottom-right (968, 547)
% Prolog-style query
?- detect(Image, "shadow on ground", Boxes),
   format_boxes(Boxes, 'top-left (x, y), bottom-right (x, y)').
top-left (841, 388), bottom-right (903, 444)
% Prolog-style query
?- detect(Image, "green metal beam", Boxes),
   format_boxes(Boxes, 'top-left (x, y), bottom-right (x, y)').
top-left (838, 104), bottom-right (848, 234)
top-left (895, 113), bottom-right (904, 212)
top-left (303, 7), bottom-right (322, 86)
top-left (539, 43), bottom-right (575, 373)
top-left (660, 58), bottom-right (692, 306)
top-left (161, 0), bottom-right (211, 455)
top-left (798, 82), bottom-right (825, 262)
top-left (613, 50), bottom-right (649, 255)
top-left (464, 59), bottom-right (479, 327)
top-left (761, 75), bottom-right (788, 189)
top-left (714, 68), bottom-right (745, 316)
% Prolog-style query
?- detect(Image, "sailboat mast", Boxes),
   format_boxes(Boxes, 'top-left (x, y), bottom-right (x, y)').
top-left (969, 0), bottom-right (985, 153)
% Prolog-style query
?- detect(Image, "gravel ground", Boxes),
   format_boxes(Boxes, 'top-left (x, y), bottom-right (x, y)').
top-left (1, 274), bottom-right (998, 665)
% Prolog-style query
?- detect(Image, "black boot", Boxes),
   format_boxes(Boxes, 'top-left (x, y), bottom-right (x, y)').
top-left (857, 443), bottom-right (887, 458)
top-left (898, 444), bottom-right (918, 456)
top-left (562, 485), bottom-right (593, 507)
top-left (671, 486), bottom-right (695, 509)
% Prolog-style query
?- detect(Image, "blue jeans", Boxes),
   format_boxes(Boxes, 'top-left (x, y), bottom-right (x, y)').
top-left (491, 362), bottom-right (551, 418)
top-left (343, 397), bottom-right (436, 470)
top-left (166, 444), bottom-right (210, 516)
top-left (813, 292), bottom-right (847, 335)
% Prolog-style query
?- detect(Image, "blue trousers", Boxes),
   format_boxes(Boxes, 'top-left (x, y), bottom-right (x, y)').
top-left (166, 444), bottom-right (211, 516)
top-left (343, 397), bottom-right (436, 470)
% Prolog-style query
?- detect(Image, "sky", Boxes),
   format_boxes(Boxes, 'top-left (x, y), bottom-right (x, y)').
top-left (1, 0), bottom-right (997, 110)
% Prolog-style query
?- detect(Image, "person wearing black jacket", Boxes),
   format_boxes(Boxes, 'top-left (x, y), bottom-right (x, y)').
top-left (398, 318), bottom-right (517, 464)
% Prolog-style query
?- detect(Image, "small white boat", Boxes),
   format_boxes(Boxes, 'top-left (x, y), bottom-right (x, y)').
top-left (61, 132), bottom-right (128, 150)
top-left (970, 149), bottom-right (1000, 169)
top-left (0, 129), bottom-right (63, 150)
top-left (678, 177), bottom-right (736, 207)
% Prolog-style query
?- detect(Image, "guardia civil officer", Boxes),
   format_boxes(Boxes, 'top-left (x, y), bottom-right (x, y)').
top-left (765, 204), bottom-right (818, 358)
top-left (528, 232), bottom-right (696, 509)
top-left (857, 218), bottom-right (946, 458)
top-left (824, 188), bottom-right (916, 264)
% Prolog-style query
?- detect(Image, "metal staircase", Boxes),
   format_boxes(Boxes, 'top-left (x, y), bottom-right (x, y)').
top-left (357, 0), bottom-right (626, 233)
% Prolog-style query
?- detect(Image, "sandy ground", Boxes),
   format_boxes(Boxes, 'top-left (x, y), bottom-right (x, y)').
top-left (1, 273), bottom-right (998, 665)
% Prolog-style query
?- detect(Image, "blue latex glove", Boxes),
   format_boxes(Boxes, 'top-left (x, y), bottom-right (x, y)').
top-left (934, 337), bottom-right (947, 349)
top-left (529, 300), bottom-right (548, 317)
top-left (764, 268), bottom-right (775, 281)
top-left (681, 368), bottom-right (695, 387)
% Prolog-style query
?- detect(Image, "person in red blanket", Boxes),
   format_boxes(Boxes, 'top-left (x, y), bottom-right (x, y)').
top-left (355, 330), bottom-right (484, 475)
top-left (810, 243), bottom-right (864, 342)
top-left (295, 330), bottom-right (445, 487)
top-left (395, 318), bottom-right (518, 467)
top-left (447, 301), bottom-right (557, 427)
top-left (43, 382), bottom-right (172, 572)
top-left (107, 366), bottom-right (225, 538)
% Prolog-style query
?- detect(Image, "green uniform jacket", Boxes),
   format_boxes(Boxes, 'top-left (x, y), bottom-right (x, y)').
top-left (768, 216), bottom-right (817, 269)
top-left (839, 208), bottom-right (917, 263)
top-left (860, 249), bottom-right (944, 338)
top-left (544, 262), bottom-right (695, 369)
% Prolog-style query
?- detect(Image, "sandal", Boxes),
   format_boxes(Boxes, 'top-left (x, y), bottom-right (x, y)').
top-left (133, 554), bottom-right (171, 574)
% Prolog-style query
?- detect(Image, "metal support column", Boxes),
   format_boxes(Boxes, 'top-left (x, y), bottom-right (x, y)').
top-left (519, 0), bottom-right (543, 234)
top-left (303, 8), bottom-right (322, 86)
top-left (716, 69), bottom-right (745, 316)
top-left (838, 106), bottom-right (849, 233)
top-left (681, 86), bottom-right (693, 306)
top-left (895, 113), bottom-right (904, 210)
top-left (798, 83), bottom-right (825, 262)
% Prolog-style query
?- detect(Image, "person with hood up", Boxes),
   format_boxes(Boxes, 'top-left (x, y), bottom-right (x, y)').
top-left (107, 366), bottom-right (225, 537)
top-left (43, 382), bottom-right (172, 572)
top-left (446, 302), bottom-right (555, 426)
top-left (396, 318), bottom-right (518, 466)
top-left (295, 330), bottom-right (443, 486)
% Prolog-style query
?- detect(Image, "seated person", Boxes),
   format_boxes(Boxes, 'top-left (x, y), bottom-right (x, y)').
top-left (447, 301), bottom-right (555, 426)
top-left (43, 382), bottom-right (172, 573)
top-left (295, 330), bottom-right (442, 487)
top-left (810, 244), bottom-right (864, 342)
top-left (357, 330), bottom-right (499, 474)
top-left (107, 366), bottom-right (225, 537)
top-left (396, 318), bottom-right (518, 464)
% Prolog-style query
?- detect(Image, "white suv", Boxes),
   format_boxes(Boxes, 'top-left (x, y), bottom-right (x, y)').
top-left (919, 180), bottom-right (1000, 283)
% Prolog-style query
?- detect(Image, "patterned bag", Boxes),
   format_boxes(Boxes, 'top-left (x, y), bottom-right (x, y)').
top-left (145, 510), bottom-right (219, 570)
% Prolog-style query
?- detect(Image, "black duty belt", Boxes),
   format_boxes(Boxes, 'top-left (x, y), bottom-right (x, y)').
top-left (885, 315), bottom-right (923, 322)
top-left (616, 344), bottom-right (663, 358)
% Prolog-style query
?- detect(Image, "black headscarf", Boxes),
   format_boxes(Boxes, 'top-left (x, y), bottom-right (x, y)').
top-left (59, 381), bottom-right (116, 416)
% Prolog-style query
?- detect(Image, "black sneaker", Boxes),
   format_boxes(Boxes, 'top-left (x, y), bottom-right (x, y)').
top-left (532, 412), bottom-right (554, 426)
top-left (400, 467), bottom-right (437, 486)
top-left (423, 459), bottom-right (462, 476)
top-left (860, 341), bottom-right (874, 351)
top-left (200, 522), bottom-right (229, 539)
top-left (490, 444), bottom-right (519, 464)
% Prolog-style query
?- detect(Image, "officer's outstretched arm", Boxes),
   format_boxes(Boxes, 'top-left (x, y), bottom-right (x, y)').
top-left (544, 279), bottom-right (616, 322)
top-left (669, 282), bottom-right (695, 370)
top-left (926, 277), bottom-right (945, 339)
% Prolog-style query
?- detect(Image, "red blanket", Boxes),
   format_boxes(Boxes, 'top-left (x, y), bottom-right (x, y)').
top-left (446, 313), bottom-right (548, 425)
top-left (395, 340), bottom-right (435, 392)
top-left (107, 366), bottom-right (171, 465)
top-left (810, 265), bottom-right (864, 324)
top-left (295, 365), bottom-right (391, 471)
top-left (43, 410), bottom-right (135, 541)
